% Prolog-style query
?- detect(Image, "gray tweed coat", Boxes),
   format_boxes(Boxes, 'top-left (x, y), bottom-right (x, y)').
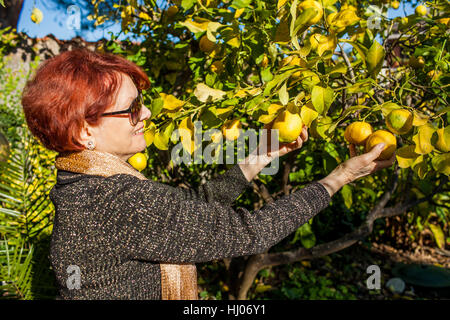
top-left (48, 164), bottom-right (330, 299)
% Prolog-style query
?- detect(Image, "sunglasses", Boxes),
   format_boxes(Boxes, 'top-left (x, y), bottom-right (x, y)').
top-left (101, 91), bottom-right (144, 126)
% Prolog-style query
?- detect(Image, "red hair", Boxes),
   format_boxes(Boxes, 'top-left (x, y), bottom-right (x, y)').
top-left (21, 48), bottom-right (150, 153)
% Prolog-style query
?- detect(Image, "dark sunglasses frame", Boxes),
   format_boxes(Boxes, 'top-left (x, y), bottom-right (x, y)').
top-left (101, 91), bottom-right (144, 126)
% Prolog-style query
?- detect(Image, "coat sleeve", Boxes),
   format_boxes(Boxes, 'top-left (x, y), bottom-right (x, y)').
top-left (97, 165), bottom-right (331, 264)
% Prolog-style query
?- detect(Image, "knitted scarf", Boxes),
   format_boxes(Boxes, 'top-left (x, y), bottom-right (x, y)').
top-left (54, 149), bottom-right (198, 300)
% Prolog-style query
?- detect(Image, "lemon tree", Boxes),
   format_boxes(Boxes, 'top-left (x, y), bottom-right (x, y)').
top-left (86, 0), bottom-right (449, 299)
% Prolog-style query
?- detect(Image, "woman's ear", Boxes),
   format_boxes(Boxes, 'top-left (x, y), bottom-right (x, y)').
top-left (78, 121), bottom-right (95, 148)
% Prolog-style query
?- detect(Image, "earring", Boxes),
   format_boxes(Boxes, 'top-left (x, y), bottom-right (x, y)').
top-left (87, 141), bottom-right (95, 150)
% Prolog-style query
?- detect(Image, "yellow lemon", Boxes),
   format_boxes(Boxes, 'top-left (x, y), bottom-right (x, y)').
top-left (391, 1), bottom-right (400, 9)
top-left (222, 119), bottom-right (242, 141)
top-left (211, 60), bottom-right (224, 74)
top-left (298, 0), bottom-right (323, 25)
top-left (344, 122), bottom-right (373, 146)
top-left (415, 5), bottom-right (427, 16)
top-left (272, 110), bottom-right (303, 143)
top-left (386, 109), bottom-right (413, 135)
top-left (260, 54), bottom-right (269, 68)
top-left (128, 152), bottom-right (147, 172)
top-left (199, 35), bottom-right (215, 53)
top-left (400, 17), bottom-right (409, 26)
top-left (365, 130), bottom-right (397, 160)
top-left (31, 7), bottom-right (44, 24)
top-left (408, 56), bottom-right (425, 68)
top-left (166, 5), bottom-right (179, 17)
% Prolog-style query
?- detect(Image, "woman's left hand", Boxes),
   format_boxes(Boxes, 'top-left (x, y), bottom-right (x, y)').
top-left (255, 123), bottom-right (308, 160)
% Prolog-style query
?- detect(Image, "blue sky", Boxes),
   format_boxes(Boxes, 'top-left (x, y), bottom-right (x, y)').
top-left (17, 0), bottom-right (418, 42)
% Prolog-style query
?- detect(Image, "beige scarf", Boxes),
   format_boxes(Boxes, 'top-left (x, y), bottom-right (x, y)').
top-left (55, 149), bottom-right (198, 300)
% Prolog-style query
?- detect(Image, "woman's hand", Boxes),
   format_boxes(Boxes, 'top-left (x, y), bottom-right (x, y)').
top-left (318, 143), bottom-right (396, 197)
top-left (255, 123), bottom-right (308, 160)
top-left (238, 124), bottom-right (309, 182)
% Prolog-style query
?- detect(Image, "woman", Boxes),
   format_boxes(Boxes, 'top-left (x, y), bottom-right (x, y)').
top-left (21, 49), bottom-right (394, 300)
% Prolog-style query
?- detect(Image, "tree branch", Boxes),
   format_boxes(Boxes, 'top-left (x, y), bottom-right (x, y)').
top-left (236, 169), bottom-right (447, 299)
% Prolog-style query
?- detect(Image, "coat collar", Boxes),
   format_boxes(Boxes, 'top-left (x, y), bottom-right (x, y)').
top-left (55, 149), bottom-right (146, 181)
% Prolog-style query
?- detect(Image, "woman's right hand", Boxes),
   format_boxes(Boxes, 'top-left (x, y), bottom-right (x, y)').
top-left (318, 143), bottom-right (396, 197)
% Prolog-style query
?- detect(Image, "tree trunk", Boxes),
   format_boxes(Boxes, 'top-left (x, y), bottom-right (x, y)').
top-left (0, 0), bottom-right (24, 30)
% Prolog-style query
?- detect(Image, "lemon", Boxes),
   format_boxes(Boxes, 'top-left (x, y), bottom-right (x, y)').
top-left (166, 5), bottom-right (179, 17)
top-left (31, 7), bottom-right (44, 24)
top-left (344, 122), bottom-right (373, 146)
top-left (415, 5), bottom-right (427, 16)
top-left (400, 17), bottom-right (409, 26)
top-left (260, 54), bottom-right (269, 68)
top-left (128, 152), bottom-right (147, 172)
top-left (408, 56), bottom-right (425, 69)
top-left (298, 0), bottom-right (323, 25)
top-left (199, 35), bottom-right (215, 53)
top-left (211, 60), bottom-right (224, 74)
top-left (365, 130), bottom-right (397, 160)
top-left (222, 119), bottom-right (242, 141)
top-left (272, 110), bottom-right (303, 143)
top-left (391, 1), bottom-right (400, 9)
top-left (386, 109), bottom-right (413, 135)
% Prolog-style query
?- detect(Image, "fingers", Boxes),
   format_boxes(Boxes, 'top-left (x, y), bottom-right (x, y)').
top-left (364, 143), bottom-right (385, 162)
top-left (374, 152), bottom-right (396, 170)
top-left (349, 144), bottom-right (357, 158)
top-left (300, 125), bottom-right (308, 142)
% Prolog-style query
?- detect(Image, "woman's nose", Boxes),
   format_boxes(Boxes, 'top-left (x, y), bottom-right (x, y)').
top-left (141, 105), bottom-right (151, 121)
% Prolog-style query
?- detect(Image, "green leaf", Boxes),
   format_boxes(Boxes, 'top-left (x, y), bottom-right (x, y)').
top-left (366, 40), bottom-right (385, 79)
top-left (341, 184), bottom-right (353, 209)
top-left (279, 82), bottom-right (289, 106)
top-left (261, 67), bottom-right (273, 82)
top-left (181, 0), bottom-right (196, 11)
top-left (311, 85), bottom-right (334, 115)
top-left (150, 97), bottom-right (164, 119)
top-left (299, 222), bottom-right (316, 249)
top-left (431, 153), bottom-right (450, 176)
top-left (231, 0), bottom-right (252, 9)
top-left (429, 224), bottom-right (445, 249)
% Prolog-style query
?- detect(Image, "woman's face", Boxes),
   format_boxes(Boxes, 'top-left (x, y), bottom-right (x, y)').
top-left (81, 73), bottom-right (151, 161)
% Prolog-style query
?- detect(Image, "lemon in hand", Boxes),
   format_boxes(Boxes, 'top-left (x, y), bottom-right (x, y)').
top-left (128, 152), bottom-right (147, 172)
top-left (365, 130), bottom-right (397, 160)
top-left (272, 110), bottom-right (303, 143)
top-left (344, 122), bottom-right (373, 146)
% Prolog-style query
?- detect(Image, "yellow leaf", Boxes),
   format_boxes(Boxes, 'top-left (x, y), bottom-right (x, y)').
top-left (153, 130), bottom-right (169, 150)
top-left (258, 113), bottom-right (278, 124)
top-left (139, 12), bottom-right (151, 20)
top-left (412, 111), bottom-right (429, 126)
top-left (160, 93), bottom-right (185, 111)
top-left (412, 124), bottom-right (435, 155)
top-left (179, 117), bottom-right (196, 154)
top-left (268, 103), bottom-right (284, 114)
top-left (277, 0), bottom-right (288, 10)
top-left (226, 36), bottom-right (240, 48)
top-left (194, 83), bottom-right (226, 103)
top-left (300, 102), bottom-right (319, 127)
top-left (235, 8), bottom-right (245, 18)
top-left (396, 145), bottom-right (419, 168)
top-left (180, 19), bottom-right (209, 33)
